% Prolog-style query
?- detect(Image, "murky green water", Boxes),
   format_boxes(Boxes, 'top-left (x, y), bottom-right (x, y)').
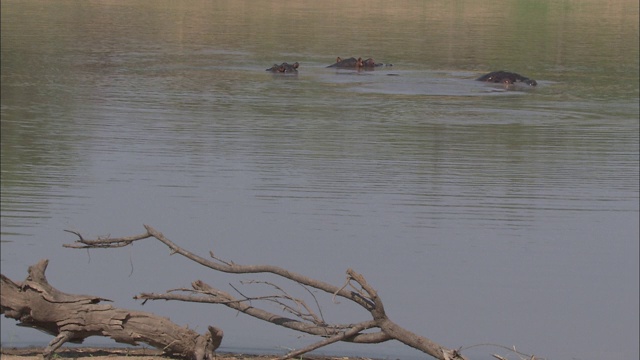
top-left (1, 1), bottom-right (638, 359)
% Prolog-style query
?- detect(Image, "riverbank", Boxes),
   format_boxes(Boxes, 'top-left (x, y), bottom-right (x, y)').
top-left (0, 347), bottom-right (376, 360)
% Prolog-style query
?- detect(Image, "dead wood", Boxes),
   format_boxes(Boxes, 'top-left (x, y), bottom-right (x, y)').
top-left (0, 259), bottom-right (223, 360)
top-left (62, 225), bottom-right (468, 360)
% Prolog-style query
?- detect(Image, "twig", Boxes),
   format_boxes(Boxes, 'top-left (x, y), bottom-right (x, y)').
top-left (279, 322), bottom-right (371, 359)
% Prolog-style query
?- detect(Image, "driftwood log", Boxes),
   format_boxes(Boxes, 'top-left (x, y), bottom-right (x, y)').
top-left (62, 225), bottom-right (472, 360)
top-left (0, 259), bottom-right (223, 360)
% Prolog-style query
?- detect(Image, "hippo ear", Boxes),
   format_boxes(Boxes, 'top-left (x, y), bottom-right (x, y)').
top-left (336, 57), bottom-right (342, 63)
top-left (293, 62), bottom-right (299, 69)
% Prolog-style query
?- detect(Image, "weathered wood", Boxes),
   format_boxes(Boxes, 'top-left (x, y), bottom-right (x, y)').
top-left (63, 225), bottom-right (470, 360)
top-left (0, 259), bottom-right (223, 360)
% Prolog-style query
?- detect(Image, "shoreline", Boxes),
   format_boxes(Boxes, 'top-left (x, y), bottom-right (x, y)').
top-left (0, 347), bottom-right (377, 360)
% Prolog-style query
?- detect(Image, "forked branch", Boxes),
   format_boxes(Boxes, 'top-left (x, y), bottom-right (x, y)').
top-left (64, 225), bottom-right (467, 359)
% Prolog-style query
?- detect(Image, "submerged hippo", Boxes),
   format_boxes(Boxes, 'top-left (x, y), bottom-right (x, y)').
top-left (266, 62), bottom-right (299, 74)
top-left (476, 71), bottom-right (537, 86)
top-left (326, 57), bottom-right (390, 69)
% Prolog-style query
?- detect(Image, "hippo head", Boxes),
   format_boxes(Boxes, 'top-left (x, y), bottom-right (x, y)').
top-left (477, 71), bottom-right (537, 87)
top-left (280, 62), bottom-right (299, 73)
top-left (267, 62), bottom-right (299, 73)
top-left (361, 58), bottom-right (377, 67)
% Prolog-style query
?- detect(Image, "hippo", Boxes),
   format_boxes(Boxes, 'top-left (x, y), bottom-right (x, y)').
top-left (326, 57), bottom-right (390, 69)
top-left (361, 58), bottom-right (385, 67)
top-left (476, 71), bottom-right (537, 86)
top-left (266, 62), bottom-right (299, 74)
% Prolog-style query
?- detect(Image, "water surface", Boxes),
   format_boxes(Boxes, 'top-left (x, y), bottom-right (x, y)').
top-left (1, 1), bottom-right (638, 359)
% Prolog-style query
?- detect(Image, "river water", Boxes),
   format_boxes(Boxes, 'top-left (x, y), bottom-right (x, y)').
top-left (1, 1), bottom-right (638, 359)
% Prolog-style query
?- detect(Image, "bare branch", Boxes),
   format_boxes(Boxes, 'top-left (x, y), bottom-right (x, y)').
top-left (134, 281), bottom-right (386, 343)
top-left (63, 225), bottom-right (482, 359)
top-left (239, 280), bottom-right (325, 325)
top-left (63, 229), bottom-right (150, 248)
top-left (279, 322), bottom-right (371, 360)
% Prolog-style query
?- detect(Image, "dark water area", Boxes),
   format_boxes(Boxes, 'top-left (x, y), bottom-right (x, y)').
top-left (1, 1), bottom-right (639, 359)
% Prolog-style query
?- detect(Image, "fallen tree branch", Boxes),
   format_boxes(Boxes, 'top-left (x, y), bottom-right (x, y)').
top-left (138, 280), bottom-right (385, 343)
top-left (0, 259), bottom-right (223, 360)
top-left (279, 322), bottom-right (370, 360)
top-left (64, 224), bottom-right (467, 359)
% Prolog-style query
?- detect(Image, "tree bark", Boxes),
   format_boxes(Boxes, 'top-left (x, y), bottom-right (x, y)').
top-left (0, 259), bottom-right (223, 360)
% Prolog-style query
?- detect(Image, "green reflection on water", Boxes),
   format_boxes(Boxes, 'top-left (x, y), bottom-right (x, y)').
top-left (1, 0), bottom-right (638, 225)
